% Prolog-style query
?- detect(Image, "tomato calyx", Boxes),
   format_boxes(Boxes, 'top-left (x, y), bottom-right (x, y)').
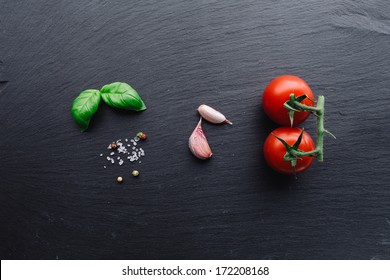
top-left (283, 94), bottom-right (317, 127)
top-left (272, 128), bottom-right (318, 172)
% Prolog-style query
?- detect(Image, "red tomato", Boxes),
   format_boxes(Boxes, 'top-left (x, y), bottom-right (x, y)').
top-left (263, 127), bottom-right (315, 174)
top-left (262, 75), bottom-right (315, 126)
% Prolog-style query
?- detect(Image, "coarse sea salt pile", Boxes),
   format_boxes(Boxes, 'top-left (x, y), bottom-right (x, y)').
top-left (99, 136), bottom-right (146, 169)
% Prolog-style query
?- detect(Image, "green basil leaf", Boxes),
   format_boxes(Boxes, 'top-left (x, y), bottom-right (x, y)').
top-left (100, 82), bottom-right (146, 111)
top-left (71, 89), bottom-right (101, 132)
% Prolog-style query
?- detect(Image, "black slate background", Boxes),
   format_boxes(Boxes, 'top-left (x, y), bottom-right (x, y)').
top-left (1, 0), bottom-right (390, 260)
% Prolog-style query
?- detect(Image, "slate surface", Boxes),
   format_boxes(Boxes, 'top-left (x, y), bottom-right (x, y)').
top-left (1, 0), bottom-right (390, 260)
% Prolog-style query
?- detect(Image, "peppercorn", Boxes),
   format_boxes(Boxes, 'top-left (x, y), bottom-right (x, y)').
top-left (136, 132), bottom-right (147, 140)
top-left (110, 142), bottom-right (117, 149)
top-left (117, 176), bottom-right (123, 183)
top-left (132, 170), bottom-right (139, 177)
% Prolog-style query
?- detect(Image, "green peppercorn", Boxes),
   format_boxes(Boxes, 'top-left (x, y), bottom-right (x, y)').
top-left (136, 132), bottom-right (147, 140)
top-left (132, 170), bottom-right (139, 177)
top-left (117, 176), bottom-right (123, 183)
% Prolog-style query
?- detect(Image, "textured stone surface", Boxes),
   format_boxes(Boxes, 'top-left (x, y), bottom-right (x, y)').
top-left (1, 0), bottom-right (390, 259)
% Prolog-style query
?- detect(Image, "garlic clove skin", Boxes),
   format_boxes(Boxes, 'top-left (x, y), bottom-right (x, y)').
top-left (197, 104), bottom-right (232, 125)
top-left (189, 118), bottom-right (213, 160)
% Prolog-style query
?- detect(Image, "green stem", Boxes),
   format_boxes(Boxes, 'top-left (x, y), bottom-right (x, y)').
top-left (293, 102), bottom-right (321, 112)
top-left (290, 148), bottom-right (319, 157)
top-left (315, 96), bottom-right (325, 161)
top-left (289, 94), bottom-right (325, 161)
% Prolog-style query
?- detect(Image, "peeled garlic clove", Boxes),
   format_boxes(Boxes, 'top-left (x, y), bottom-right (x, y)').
top-left (197, 104), bottom-right (232, 125)
top-left (189, 118), bottom-right (212, 160)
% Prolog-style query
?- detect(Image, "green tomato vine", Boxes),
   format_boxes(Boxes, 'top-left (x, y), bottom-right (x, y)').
top-left (274, 94), bottom-right (335, 170)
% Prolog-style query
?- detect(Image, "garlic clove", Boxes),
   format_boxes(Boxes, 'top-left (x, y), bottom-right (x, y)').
top-left (189, 118), bottom-right (213, 160)
top-left (197, 104), bottom-right (232, 125)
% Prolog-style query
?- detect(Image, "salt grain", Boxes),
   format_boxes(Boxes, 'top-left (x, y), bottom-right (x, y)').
top-left (100, 154), bottom-right (103, 156)
top-left (110, 152), bottom-right (115, 155)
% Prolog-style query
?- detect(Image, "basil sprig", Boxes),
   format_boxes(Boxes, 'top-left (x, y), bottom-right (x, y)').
top-left (71, 82), bottom-right (146, 132)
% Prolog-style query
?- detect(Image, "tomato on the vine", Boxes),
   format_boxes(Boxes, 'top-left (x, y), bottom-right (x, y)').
top-left (262, 75), bottom-right (314, 126)
top-left (263, 127), bottom-right (315, 174)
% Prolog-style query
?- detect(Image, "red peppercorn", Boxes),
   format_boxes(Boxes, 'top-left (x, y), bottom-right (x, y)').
top-left (110, 142), bottom-right (117, 149)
